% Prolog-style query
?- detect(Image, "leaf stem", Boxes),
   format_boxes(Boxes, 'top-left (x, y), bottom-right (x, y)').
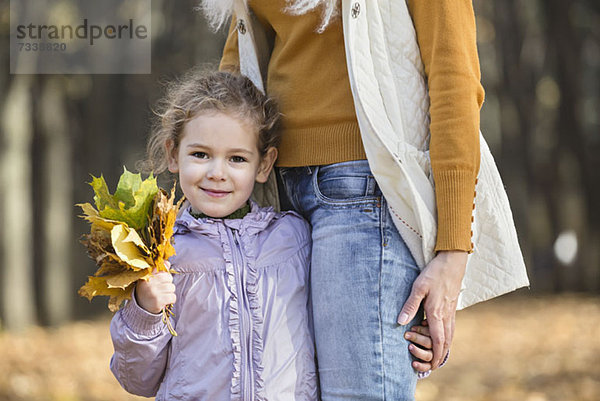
top-left (162, 304), bottom-right (177, 336)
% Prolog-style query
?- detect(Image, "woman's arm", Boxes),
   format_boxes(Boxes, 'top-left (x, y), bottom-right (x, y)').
top-left (399, 0), bottom-right (485, 370)
top-left (409, 0), bottom-right (484, 253)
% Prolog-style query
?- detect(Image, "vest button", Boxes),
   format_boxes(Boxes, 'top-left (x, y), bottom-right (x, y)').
top-left (237, 19), bottom-right (247, 35)
top-left (351, 2), bottom-right (361, 19)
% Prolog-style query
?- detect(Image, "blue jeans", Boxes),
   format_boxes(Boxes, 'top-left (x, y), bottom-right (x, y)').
top-left (278, 160), bottom-right (422, 401)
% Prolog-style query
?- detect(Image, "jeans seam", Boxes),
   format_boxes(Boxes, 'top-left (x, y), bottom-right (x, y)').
top-left (378, 199), bottom-right (386, 401)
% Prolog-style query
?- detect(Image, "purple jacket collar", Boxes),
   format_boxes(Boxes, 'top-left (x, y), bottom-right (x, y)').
top-left (174, 200), bottom-right (279, 237)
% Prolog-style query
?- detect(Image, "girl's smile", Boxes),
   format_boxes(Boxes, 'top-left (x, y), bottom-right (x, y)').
top-left (202, 188), bottom-right (231, 198)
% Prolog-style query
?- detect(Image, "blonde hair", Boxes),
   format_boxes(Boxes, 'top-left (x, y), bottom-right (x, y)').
top-left (284, 0), bottom-right (339, 32)
top-left (197, 0), bottom-right (339, 33)
top-left (139, 68), bottom-right (280, 174)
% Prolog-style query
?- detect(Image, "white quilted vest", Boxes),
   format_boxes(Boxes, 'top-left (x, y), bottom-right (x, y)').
top-left (233, 0), bottom-right (529, 309)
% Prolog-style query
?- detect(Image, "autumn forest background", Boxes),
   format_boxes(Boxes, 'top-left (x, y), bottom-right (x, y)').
top-left (1, 0), bottom-right (599, 400)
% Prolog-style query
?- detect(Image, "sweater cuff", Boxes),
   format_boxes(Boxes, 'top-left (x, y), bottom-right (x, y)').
top-left (120, 287), bottom-right (165, 337)
top-left (433, 170), bottom-right (477, 252)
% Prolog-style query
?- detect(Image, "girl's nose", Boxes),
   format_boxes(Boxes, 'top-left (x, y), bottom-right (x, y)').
top-left (206, 160), bottom-right (226, 180)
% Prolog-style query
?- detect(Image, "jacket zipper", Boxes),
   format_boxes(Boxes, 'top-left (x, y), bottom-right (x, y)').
top-left (228, 227), bottom-right (254, 401)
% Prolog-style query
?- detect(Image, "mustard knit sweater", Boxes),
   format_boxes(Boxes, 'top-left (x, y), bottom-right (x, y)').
top-left (220, 0), bottom-right (484, 253)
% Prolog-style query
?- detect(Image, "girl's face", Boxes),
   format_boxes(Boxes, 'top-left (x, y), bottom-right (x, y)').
top-left (167, 111), bottom-right (277, 218)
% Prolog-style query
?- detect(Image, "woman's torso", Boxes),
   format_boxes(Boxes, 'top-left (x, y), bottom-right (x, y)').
top-left (247, 0), bottom-right (364, 166)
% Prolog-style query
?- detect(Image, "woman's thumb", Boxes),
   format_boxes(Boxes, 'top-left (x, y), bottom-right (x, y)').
top-left (397, 289), bottom-right (424, 325)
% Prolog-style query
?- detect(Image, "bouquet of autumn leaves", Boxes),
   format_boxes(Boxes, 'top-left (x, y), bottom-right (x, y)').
top-left (77, 167), bottom-right (183, 336)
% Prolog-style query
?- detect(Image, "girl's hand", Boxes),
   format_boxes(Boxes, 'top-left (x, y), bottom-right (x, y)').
top-left (405, 320), bottom-right (434, 372)
top-left (135, 262), bottom-right (176, 314)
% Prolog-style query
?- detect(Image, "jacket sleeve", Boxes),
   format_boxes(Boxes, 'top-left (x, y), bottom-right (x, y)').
top-left (109, 288), bottom-right (172, 397)
top-left (408, 0), bottom-right (484, 252)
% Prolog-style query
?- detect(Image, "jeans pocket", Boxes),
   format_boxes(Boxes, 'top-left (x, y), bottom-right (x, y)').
top-left (313, 165), bottom-right (380, 207)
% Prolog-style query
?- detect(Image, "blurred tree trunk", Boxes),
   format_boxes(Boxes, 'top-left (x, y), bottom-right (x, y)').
top-left (493, 0), bottom-right (545, 286)
top-left (544, 0), bottom-right (600, 291)
top-left (38, 77), bottom-right (73, 325)
top-left (0, 76), bottom-right (36, 330)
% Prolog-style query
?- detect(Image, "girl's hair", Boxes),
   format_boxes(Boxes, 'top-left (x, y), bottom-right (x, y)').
top-left (139, 68), bottom-right (280, 174)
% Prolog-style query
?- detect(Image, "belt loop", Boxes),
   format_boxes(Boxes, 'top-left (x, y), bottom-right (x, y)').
top-left (365, 175), bottom-right (375, 196)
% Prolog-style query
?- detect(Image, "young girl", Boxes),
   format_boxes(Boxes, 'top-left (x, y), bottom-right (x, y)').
top-left (109, 69), bottom-right (435, 400)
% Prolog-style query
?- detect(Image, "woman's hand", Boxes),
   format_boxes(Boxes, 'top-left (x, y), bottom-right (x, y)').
top-left (135, 262), bottom-right (176, 314)
top-left (397, 250), bottom-right (467, 369)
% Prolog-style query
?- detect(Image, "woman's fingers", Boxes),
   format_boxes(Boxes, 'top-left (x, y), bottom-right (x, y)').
top-left (426, 311), bottom-right (446, 369)
top-left (442, 312), bottom-right (455, 369)
top-left (397, 280), bottom-right (427, 325)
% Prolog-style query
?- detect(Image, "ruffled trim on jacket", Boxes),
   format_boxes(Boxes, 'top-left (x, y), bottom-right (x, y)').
top-left (219, 224), bottom-right (243, 399)
top-left (240, 227), bottom-right (266, 400)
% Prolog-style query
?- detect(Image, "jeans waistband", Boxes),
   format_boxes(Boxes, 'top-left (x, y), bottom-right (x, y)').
top-left (278, 159), bottom-right (370, 176)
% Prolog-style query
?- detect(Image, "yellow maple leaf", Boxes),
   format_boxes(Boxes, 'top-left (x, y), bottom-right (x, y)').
top-left (77, 202), bottom-right (122, 231)
top-left (110, 224), bottom-right (152, 270)
top-left (78, 276), bottom-right (137, 312)
top-left (106, 268), bottom-right (152, 289)
top-left (78, 276), bottom-right (130, 300)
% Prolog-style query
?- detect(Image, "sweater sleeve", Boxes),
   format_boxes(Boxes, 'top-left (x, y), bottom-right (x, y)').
top-left (109, 288), bottom-right (172, 397)
top-left (219, 15), bottom-right (241, 72)
top-left (407, 0), bottom-right (484, 252)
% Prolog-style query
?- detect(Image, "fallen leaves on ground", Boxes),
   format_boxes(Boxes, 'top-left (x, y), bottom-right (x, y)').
top-left (0, 294), bottom-right (598, 401)
top-left (417, 293), bottom-right (600, 401)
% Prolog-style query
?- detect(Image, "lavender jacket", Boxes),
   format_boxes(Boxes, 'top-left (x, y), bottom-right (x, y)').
top-left (109, 203), bottom-right (318, 400)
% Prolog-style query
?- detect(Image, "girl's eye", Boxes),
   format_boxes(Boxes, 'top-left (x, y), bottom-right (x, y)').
top-left (191, 151), bottom-right (208, 159)
top-left (230, 156), bottom-right (247, 163)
